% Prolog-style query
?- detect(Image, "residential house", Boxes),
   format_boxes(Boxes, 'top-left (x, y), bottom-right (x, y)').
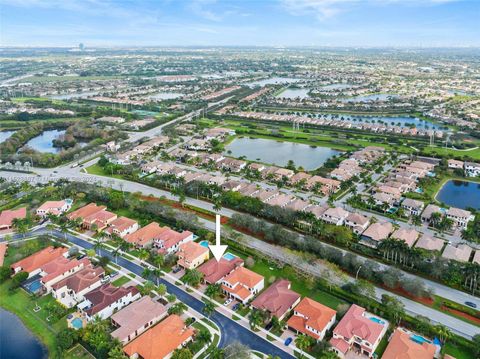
top-left (344, 213), bottom-right (370, 234)
top-left (382, 328), bottom-right (436, 359)
top-left (51, 265), bottom-right (105, 308)
top-left (414, 236), bottom-right (445, 252)
top-left (0, 207), bottom-right (27, 230)
top-left (421, 204), bottom-right (442, 223)
top-left (221, 266), bottom-right (264, 304)
top-left (125, 222), bottom-right (166, 248)
top-left (104, 217), bottom-right (139, 238)
top-left (442, 244), bottom-right (472, 263)
top-left (287, 297), bottom-right (336, 341)
top-left (273, 168), bottom-right (294, 181)
top-left (82, 209), bottom-right (117, 231)
top-left (446, 207), bottom-right (474, 229)
top-left (251, 279), bottom-right (301, 320)
top-left (198, 257), bottom-right (244, 284)
top-left (264, 193), bottom-right (295, 208)
top-left (219, 158), bottom-right (246, 172)
top-left (321, 207), bottom-right (350, 226)
top-left (401, 198), bottom-right (425, 217)
top-left (285, 199), bottom-right (311, 212)
top-left (465, 162), bottom-right (480, 177)
top-left (40, 256), bottom-right (91, 292)
top-left (78, 284), bottom-right (140, 321)
top-left (391, 228), bottom-right (420, 247)
top-left (11, 246), bottom-right (68, 277)
top-left (123, 315), bottom-right (194, 359)
top-left (448, 159), bottom-right (464, 170)
top-left (154, 228), bottom-right (194, 255)
top-left (36, 200), bottom-right (72, 217)
top-left (329, 304), bottom-right (389, 358)
top-left (289, 172), bottom-right (312, 187)
top-left (67, 203), bottom-right (108, 228)
top-left (373, 192), bottom-right (399, 207)
top-left (111, 296), bottom-right (167, 344)
top-left (360, 222), bottom-right (394, 248)
top-left (177, 241), bottom-right (209, 270)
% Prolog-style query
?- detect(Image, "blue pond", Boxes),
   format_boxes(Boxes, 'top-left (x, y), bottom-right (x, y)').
top-left (23, 129), bottom-right (65, 153)
top-left (0, 307), bottom-right (47, 359)
top-left (0, 130), bottom-right (16, 143)
top-left (436, 180), bottom-right (480, 210)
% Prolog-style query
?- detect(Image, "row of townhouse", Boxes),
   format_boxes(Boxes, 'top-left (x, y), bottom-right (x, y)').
top-left (331, 147), bottom-right (385, 182)
top-left (233, 111), bottom-right (445, 138)
top-left (448, 159), bottom-right (480, 177)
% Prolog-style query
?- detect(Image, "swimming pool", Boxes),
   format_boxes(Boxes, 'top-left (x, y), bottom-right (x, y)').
top-left (25, 279), bottom-right (42, 294)
top-left (369, 317), bottom-right (385, 325)
top-left (410, 334), bottom-right (431, 345)
top-left (71, 318), bottom-right (83, 330)
top-left (199, 241), bottom-right (209, 248)
top-left (223, 253), bottom-right (236, 261)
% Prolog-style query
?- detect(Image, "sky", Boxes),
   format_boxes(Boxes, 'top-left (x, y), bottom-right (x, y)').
top-left (0, 0), bottom-right (479, 48)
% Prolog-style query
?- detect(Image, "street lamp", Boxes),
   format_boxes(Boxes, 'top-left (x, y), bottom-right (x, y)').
top-left (355, 265), bottom-right (363, 280)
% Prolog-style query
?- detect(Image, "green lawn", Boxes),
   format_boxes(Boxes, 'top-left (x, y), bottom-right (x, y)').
top-left (374, 334), bottom-right (390, 357)
top-left (64, 344), bottom-right (95, 359)
top-left (443, 342), bottom-right (476, 359)
top-left (84, 163), bottom-right (124, 179)
top-left (111, 275), bottom-right (130, 287)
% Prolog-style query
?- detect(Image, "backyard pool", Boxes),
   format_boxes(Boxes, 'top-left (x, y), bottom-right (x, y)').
top-left (200, 240), bottom-right (209, 248)
top-left (223, 253), bottom-right (237, 261)
top-left (369, 317), bottom-right (385, 325)
top-left (22, 277), bottom-right (43, 294)
top-left (410, 334), bottom-right (432, 345)
top-left (71, 318), bottom-right (84, 330)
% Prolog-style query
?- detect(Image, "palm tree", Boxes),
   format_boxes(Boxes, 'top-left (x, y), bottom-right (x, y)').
top-left (205, 283), bottom-right (222, 298)
top-left (435, 324), bottom-right (452, 344)
top-left (168, 302), bottom-right (188, 315)
top-left (157, 283), bottom-right (167, 298)
top-left (295, 334), bottom-right (314, 357)
top-left (138, 249), bottom-right (149, 262)
top-left (248, 309), bottom-right (264, 330)
top-left (208, 347), bottom-right (224, 359)
top-left (151, 268), bottom-right (163, 286)
top-left (93, 238), bottom-right (103, 256)
top-left (213, 198), bottom-right (222, 212)
top-left (182, 269), bottom-right (203, 287)
top-left (152, 253), bottom-right (164, 269)
top-left (142, 268), bottom-right (153, 280)
top-left (196, 328), bottom-right (212, 344)
top-left (202, 301), bottom-right (216, 318)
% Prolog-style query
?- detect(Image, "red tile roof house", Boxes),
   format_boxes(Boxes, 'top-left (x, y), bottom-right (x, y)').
top-left (103, 216), bottom-right (139, 238)
top-left (177, 241), bottom-right (209, 270)
top-left (124, 222), bottom-right (167, 248)
top-left (51, 265), bottom-right (105, 308)
top-left (0, 207), bottom-right (27, 230)
top-left (36, 200), bottom-right (72, 217)
top-left (287, 297), bottom-right (336, 341)
top-left (78, 283), bottom-right (141, 321)
top-left (329, 304), bottom-right (389, 358)
top-left (40, 256), bottom-right (91, 293)
top-left (221, 266), bottom-right (264, 304)
top-left (123, 314), bottom-right (195, 359)
top-left (360, 222), bottom-right (394, 248)
top-left (10, 246), bottom-right (68, 277)
top-left (382, 328), bottom-right (437, 359)
top-left (111, 296), bottom-right (167, 344)
top-left (344, 213), bottom-right (370, 235)
top-left (154, 228), bottom-right (194, 255)
top-left (251, 279), bottom-right (301, 320)
top-left (67, 203), bottom-right (117, 230)
top-left (198, 257), bottom-right (244, 284)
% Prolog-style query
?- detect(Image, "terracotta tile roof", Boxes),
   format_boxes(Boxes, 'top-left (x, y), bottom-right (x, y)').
top-left (442, 244), bottom-right (472, 263)
top-left (0, 242), bottom-right (7, 266)
top-left (111, 296), bottom-right (167, 343)
top-left (346, 213), bottom-right (370, 226)
top-left (222, 266), bottom-right (264, 301)
top-left (391, 228), bottom-right (420, 247)
top-left (198, 257), bottom-right (244, 284)
top-left (40, 256), bottom-right (90, 284)
top-left (330, 337), bottom-right (350, 354)
top-left (156, 228), bottom-right (193, 252)
top-left (125, 222), bottom-right (167, 246)
top-left (414, 236), bottom-right (445, 252)
top-left (11, 246), bottom-right (68, 273)
top-left (51, 265), bottom-right (104, 292)
top-left (177, 241), bottom-right (209, 267)
top-left (333, 304), bottom-right (385, 344)
top-left (382, 328), bottom-right (436, 359)
top-left (362, 222), bottom-right (393, 242)
top-left (84, 284), bottom-right (139, 317)
top-left (447, 207), bottom-right (472, 218)
top-left (0, 207), bottom-right (27, 228)
top-left (287, 297), bottom-right (336, 339)
top-left (104, 216), bottom-right (137, 235)
top-left (67, 203), bottom-right (106, 221)
top-left (37, 201), bottom-right (67, 215)
top-left (123, 315), bottom-right (194, 359)
top-left (251, 279), bottom-right (300, 319)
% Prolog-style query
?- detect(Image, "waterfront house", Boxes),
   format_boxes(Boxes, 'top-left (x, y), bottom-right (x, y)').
top-left (421, 204), bottom-right (442, 223)
top-left (11, 246), bottom-right (68, 277)
top-left (464, 162), bottom-right (480, 177)
top-left (251, 279), bottom-right (301, 320)
top-left (287, 297), bottom-right (336, 341)
top-left (40, 256), bottom-right (90, 292)
top-left (446, 207), bottom-right (474, 229)
top-left (448, 159), bottom-right (464, 170)
top-left (111, 296), bottom-right (167, 344)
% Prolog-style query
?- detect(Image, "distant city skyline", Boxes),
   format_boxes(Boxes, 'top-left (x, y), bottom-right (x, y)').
top-left (1, 0), bottom-right (479, 48)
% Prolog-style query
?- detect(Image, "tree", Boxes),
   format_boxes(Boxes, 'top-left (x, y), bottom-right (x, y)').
top-left (208, 347), bottom-right (224, 359)
top-left (138, 249), bottom-right (150, 262)
top-left (168, 302), bottom-right (188, 315)
top-left (182, 269), bottom-right (203, 287)
top-left (197, 328), bottom-right (212, 344)
top-left (434, 324), bottom-right (451, 344)
top-left (223, 341), bottom-right (250, 359)
top-left (472, 334), bottom-right (480, 358)
top-left (108, 345), bottom-right (127, 359)
top-left (205, 283), bottom-right (222, 298)
top-left (140, 280), bottom-right (155, 296)
top-left (171, 348), bottom-right (193, 359)
top-left (248, 309), bottom-right (266, 329)
top-left (11, 271), bottom-right (28, 290)
top-left (57, 328), bottom-right (77, 351)
top-left (0, 266), bottom-right (11, 282)
top-left (157, 283), bottom-right (167, 297)
top-left (381, 294), bottom-right (405, 325)
top-left (203, 300), bottom-right (216, 318)
top-left (295, 334), bottom-right (315, 356)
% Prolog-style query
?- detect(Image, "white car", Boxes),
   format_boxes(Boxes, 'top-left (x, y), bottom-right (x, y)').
top-left (223, 298), bottom-right (233, 306)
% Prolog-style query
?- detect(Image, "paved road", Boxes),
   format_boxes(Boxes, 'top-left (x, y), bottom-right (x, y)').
top-left (19, 227), bottom-right (295, 359)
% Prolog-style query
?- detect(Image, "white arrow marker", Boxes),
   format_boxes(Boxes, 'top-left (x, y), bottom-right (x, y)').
top-left (209, 214), bottom-right (228, 262)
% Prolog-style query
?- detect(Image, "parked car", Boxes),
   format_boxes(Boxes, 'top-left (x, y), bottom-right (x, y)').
top-left (110, 271), bottom-right (119, 278)
top-left (265, 322), bottom-right (273, 331)
top-left (223, 298), bottom-right (233, 306)
top-left (284, 337), bottom-right (293, 346)
top-left (232, 303), bottom-right (240, 311)
top-left (172, 266), bottom-right (182, 274)
top-left (101, 275), bottom-right (111, 284)
top-left (465, 301), bottom-right (477, 308)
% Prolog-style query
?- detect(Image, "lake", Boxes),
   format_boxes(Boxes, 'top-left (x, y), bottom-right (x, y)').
top-left (320, 83), bottom-right (353, 90)
top-left (23, 129), bottom-right (66, 153)
top-left (225, 137), bottom-right (341, 170)
top-left (246, 77), bottom-right (302, 88)
top-left (436, 180), bottom-right (480, 210)
top-left (0, 130), bottom-right (16, 143)
top-left (276, 88), bottom-right (310, 99)
top-left (49, 90), bottom-right (99, 100)
top-left (0, 307), bottom-right (48, 359)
